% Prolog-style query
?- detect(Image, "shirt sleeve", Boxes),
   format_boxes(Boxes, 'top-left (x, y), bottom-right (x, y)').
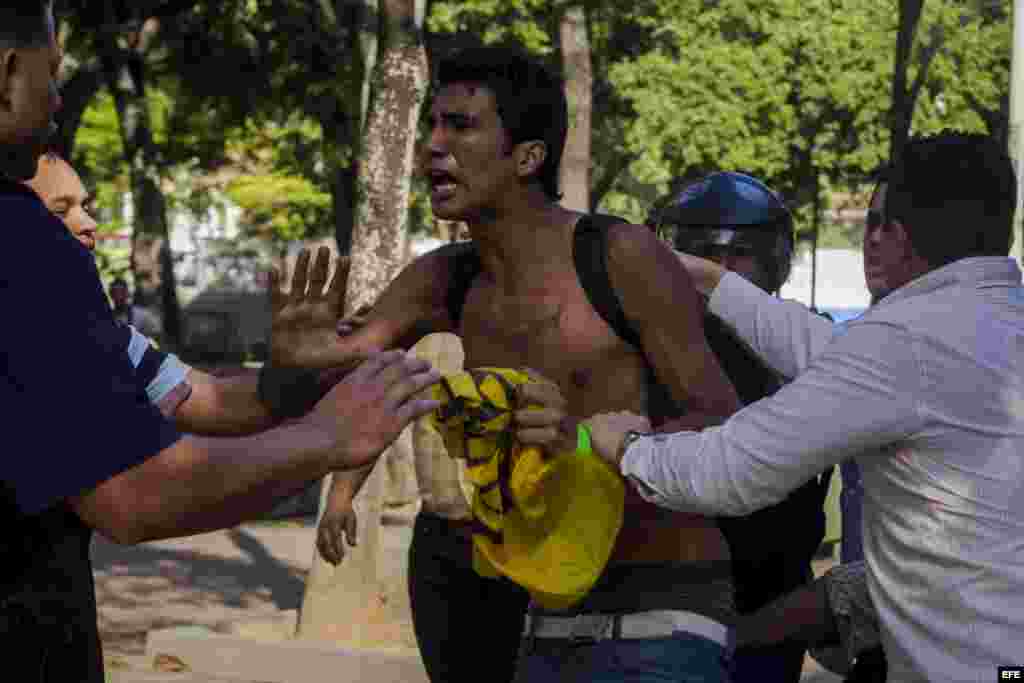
top-left (709, 271), bottom-right (837, 379)
top-left (1, 206), bottom-right (181, 515)
top-left (125, 324), bottom-right (192, 415)
top-left (620, 318), bottom-right (925, 516)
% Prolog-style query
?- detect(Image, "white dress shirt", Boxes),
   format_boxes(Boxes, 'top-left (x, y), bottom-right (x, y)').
top-left (621, 257), bottom-right (1024, 682)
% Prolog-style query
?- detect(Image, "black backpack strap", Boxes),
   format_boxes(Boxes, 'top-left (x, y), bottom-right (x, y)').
top-left (444, 241), bottom-right (483, 329)
top-left (572, 214), bottom-right (642, 349)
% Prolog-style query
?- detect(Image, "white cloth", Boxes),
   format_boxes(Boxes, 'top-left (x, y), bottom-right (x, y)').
top-left (410, 333), bottom-right (473, 520)
top-left (621, 258), bottom-right (1024, 683)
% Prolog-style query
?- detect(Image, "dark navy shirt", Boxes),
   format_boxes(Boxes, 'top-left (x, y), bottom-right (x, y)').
top-left (0, 178), bottom-right (181, 515)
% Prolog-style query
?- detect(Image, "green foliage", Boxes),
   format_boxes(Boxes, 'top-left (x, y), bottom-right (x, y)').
top-left (428, 0), bottom-right (558, 54)
top-left (59, 0), bottom-right (1011, 259)
top-left (816, 217), bottom-right (866, 250)
top-left (73, 92), bottom-right (126, 191)
top-left (608, 0), bottom-right (897, 206)
top-left (226, 173), bottom-right (332, 243)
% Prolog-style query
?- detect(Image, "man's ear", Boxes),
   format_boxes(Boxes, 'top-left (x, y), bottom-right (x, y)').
top-left (513, 140), bottom-right (547, 180)
top-left (890, 218), bottom-right (927, 267)
top-left (888, 218), bottom-right (909, 248)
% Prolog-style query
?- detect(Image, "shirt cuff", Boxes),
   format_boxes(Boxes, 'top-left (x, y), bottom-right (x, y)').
top-left (147, 354), bottom-right (191, 405)
top-left (619, 431), bottom-right (702, 513)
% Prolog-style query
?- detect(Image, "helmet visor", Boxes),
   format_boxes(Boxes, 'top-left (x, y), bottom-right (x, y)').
top-left (672, 227), bottom-right (776, 258)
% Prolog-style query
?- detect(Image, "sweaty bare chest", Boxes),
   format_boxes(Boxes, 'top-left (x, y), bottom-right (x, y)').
top-left (459, 284), bottom-right (647, 417)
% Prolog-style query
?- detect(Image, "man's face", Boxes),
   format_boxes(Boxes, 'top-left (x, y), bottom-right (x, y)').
top-left (25, 156), bottom-right (98, 250)
top-left (423, 83), bottom-right (518, 222)
top-left (0, 9), bottom-right (62, 181)
top-left (862, 183), bottom-right (906, 301)
top-left (702, 245), bottom-right (766, 291)
top-left (676, 229), bottom-right (772, 292)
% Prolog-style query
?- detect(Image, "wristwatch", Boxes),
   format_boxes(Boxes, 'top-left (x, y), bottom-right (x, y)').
top-left (619, 430), bottom-right (660, 499)
top-left (617, 429), bottom-right (647, 465)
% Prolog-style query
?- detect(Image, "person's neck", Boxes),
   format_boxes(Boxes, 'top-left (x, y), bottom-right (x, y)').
top-left (467, 194), bottom-right (580, 296)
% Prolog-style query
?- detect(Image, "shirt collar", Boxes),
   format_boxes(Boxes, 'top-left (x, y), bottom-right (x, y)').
top-left (0, 176), bottom-right (43, 202)
top-left (875, 256), bottom-right (1021, 308)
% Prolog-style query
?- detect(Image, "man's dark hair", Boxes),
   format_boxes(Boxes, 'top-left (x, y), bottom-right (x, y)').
top-left (884, 131), bottom-right (1016, 267)
top-left (0, 2), bottom-right (53, 51)
top-left (110, 277), bottom-right (129, 289)
top-left (435, 46), bottom-right (567, 201)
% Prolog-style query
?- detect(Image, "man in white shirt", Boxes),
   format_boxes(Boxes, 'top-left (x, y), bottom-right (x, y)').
top-left (518, 132), bottom-right (1024, 682)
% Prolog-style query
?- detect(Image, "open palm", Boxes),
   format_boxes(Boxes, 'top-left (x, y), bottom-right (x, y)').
top-left (269, 246), bottom-right (354, 370)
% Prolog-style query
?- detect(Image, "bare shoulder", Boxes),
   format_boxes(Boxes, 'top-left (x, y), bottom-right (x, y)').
top-left (604, 220), bottom-right (674, 261)
top-left (603, 221), bottom-right (700, 306)
top-left (366, 241), bottom-right (475, 344)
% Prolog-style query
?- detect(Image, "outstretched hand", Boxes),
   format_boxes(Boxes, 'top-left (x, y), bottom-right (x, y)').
top-left (269, 246), bottom-right (355, 370)
top-left (311, 350), bottom-right (442, 471)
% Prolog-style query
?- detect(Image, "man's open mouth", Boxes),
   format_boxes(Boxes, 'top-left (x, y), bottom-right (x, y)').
top-left (429, 170), bottom-right (458, 199)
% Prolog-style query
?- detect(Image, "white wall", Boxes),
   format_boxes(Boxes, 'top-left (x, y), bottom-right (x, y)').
top-left (780, 248), bottom-right (870, 315)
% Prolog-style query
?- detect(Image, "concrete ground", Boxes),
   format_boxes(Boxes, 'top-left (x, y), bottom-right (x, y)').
top-left (95, 519), bottom-right (316, 681)
top-left (93, 515), bottom-right (841, 682)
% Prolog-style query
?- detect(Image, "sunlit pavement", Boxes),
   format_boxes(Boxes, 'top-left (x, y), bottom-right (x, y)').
top-left (96, 518), bottom-right (843, 682)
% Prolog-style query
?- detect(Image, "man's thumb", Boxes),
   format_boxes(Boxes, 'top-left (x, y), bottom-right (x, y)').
top-left (345, 513), bottom-right (358, 546)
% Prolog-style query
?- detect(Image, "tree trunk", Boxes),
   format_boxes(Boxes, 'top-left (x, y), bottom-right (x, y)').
top-left (889, 0), bottom-right (925, 167)
top-left (343, 0), bottom-right (427, 314)
top-left (297, 0), bottom-right (428, 648)
top-left (331, 163), bottom-right (358, 255)
top-left (101, 38), bottom-right (183, 349)
top-left (331, 0), bottom-right (379, 255)
top-left (558, 4), bottom-right (592, 212)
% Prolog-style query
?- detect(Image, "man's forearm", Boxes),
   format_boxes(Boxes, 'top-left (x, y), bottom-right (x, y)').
top-left (175, 369), bottom-right (276, 436)
top-left (76, 424), bottom-right (336, 544)
top-left (708, 272), bottom-right (835, 379)
top-left (178, 365), bottom-right (356, 437)
top-left (328, 461), bottom-right (376, 504)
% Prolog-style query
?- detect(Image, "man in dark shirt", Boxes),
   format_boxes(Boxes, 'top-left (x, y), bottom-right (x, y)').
top-left (652, 172), bottom-right (830, 683)
top-left (1, 5), bottom-right (441, 681)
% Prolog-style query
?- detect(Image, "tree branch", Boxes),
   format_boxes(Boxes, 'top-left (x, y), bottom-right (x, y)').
top-left (55, 60), bottom-right (105, 160)
top-left (889, 0), bottom-right (925, 165)
top-left (905, 23), bottom-right (944, 123)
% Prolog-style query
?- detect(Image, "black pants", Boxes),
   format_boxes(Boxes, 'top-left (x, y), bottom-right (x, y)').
top-left (408, 512), bottom-right (529, 683)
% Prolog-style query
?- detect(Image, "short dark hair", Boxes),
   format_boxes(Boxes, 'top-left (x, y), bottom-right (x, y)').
top-left (0, 2), bottom-right (53, 51)
top-left (884, 131), bottom-right (1017, 267)
top-left (110, 277), bottom-right (129, 289)
top-left (435, 46), bottom-right (567, 201)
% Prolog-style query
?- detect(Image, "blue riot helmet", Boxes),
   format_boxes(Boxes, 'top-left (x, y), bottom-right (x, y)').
top-left (655, 172), bottom-right (795, 293)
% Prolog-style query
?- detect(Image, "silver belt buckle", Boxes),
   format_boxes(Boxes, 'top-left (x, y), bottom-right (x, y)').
top-left (569, 614), bottom-right (613, 645)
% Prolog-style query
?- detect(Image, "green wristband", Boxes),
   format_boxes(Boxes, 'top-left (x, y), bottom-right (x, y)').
top-left (577, 423), bottom-right (594, 456)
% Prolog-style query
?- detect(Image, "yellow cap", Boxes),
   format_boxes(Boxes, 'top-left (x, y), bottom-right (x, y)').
top-left (430, 368), bottom-right (624, 609)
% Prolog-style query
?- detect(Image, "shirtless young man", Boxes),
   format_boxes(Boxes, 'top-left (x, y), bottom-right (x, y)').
top-left (288, 47), bottom-right (741, 681)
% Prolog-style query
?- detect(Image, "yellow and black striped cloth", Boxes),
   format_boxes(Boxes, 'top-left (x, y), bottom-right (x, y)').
top-left (430, 368), bottom-right (625, 609)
